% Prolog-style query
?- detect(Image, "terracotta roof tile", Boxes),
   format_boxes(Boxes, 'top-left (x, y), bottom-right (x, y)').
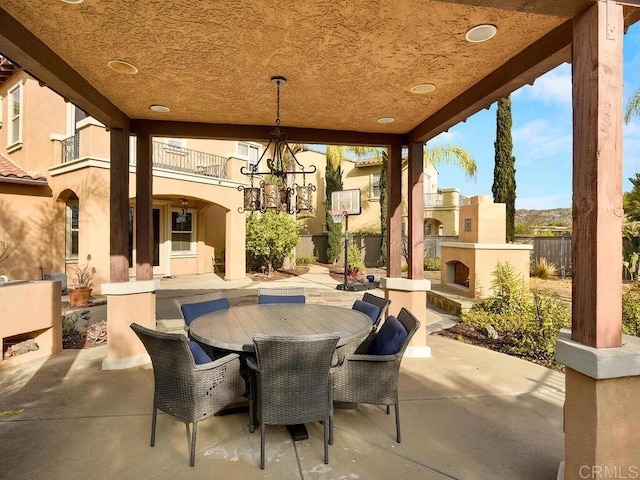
top-left (0, 153), bottom-right (47, 184)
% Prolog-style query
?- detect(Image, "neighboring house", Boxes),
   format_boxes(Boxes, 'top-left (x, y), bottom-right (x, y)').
top-left (0, 64), bottom-right (256, 291)
top-left (295, 150), bottom-right (466, 237)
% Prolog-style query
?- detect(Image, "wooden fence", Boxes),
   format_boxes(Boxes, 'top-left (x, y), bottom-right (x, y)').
top-left (297, 234), bottom-right (574, 276)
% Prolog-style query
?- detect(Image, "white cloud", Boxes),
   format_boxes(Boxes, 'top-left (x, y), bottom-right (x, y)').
top-left (512, 119), bottom-right (572, 165)
top-left (431, 130), bottom-right (461, 144)
top-left (514, 63), bottom-right (572, 106)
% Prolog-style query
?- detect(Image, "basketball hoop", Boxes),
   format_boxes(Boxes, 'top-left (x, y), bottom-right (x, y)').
top-left (329, 210), bottom-right (346, 224)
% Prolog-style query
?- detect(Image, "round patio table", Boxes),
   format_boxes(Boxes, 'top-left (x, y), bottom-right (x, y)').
top-left (189, 303), bottom-right (372, 353)
top-left (189, 302), bottom-right (372, 441)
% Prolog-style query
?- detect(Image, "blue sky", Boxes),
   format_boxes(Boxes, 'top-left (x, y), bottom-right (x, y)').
top-left (431, 23), bottom-right (640, 210)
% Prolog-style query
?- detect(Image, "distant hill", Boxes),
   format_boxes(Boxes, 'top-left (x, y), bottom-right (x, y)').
top-left (515, 208), bottom-right (572, 227)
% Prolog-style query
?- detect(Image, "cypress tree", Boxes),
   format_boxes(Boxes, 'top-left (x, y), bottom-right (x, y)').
top-left (325, 146), bottom-right (344, 263)
top-left (492, 96), bottom-right (516, 242)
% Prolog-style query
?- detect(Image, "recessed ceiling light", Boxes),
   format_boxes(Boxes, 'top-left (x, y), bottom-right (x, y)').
top-left (465, 24), bottom-right (497, 43)
top-left (410, 83), bottom-right (436, 94)
top-left (107, 60), bottom-right (139, 75)
top-left (150, 105), bottom-right (170, 113)
top-left (377, 117), bottom-right (395, 124)
top-left (60, 0), bottom-right (84, 4)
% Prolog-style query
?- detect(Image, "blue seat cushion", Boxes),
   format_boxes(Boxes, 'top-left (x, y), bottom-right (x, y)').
top-left (367, 315), bottom-right (408, 355)
top-left (181, 297), bottom-right (230, 326)
top-left (188, 341), bottom-right (212, 365)
top-left (258, 294), bottom-right (306, 305)
top-left (352, 299), bottom-right (381, 324)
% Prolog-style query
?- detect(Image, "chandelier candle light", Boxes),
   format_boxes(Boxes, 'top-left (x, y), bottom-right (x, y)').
top-left (238, 76), bottom-right (316, 214)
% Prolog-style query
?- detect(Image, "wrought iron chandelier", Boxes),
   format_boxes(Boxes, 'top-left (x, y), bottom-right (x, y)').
top-left (238, 76), bottom-right (316, 214)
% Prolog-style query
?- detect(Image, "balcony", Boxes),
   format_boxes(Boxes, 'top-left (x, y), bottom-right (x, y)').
top-left (60, 135), bottom-right (228, 179)
top-left (424, 191), bottom-right (469, 208)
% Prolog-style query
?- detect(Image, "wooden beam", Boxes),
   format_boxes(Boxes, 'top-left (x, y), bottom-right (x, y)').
top-left (0, 7), bottom-right (128, 128)
top-left (109, 127), bottom-right (131, 283)
top-left (387, 144), bottom-right (403, 278)
top-left (408, 142), bottom-right (425, 280)
top-left (131, 120), bottom-right (406, 148)
top-left (410, 21), bottom-right (573, 143)
top-left (135, 133), bottom-right (153, 281)
top-left (571, 1), bottom-right (623, 348)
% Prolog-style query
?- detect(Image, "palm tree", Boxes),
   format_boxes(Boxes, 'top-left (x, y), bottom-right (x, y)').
top-left (625, 87), bottom-right (640, 124)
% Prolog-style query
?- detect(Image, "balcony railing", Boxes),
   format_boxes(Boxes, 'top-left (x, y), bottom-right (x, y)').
top-left (149, 141), bottom-right (228, 179)
top-left (61, 133), bottom-right (80, 164)
top-left (424, 193), bottom-right (443, 206)
top-left (60, 136), bottom-right (228, 179)
top-left (424, 192), bottom-right (471, 207)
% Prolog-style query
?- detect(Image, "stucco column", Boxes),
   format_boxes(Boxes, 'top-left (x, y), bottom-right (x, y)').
top-left (103, 126), bottom-right (156, 370)
top-left (559, 2), bottom-right (634, 478)
top-left (224, 207), bottom-right (246, 280)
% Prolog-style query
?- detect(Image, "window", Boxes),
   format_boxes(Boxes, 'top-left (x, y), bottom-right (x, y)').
top-left (370, 172), bottom-right (381, 200)
top-left (237, 141), bottom-right (260, 172)
top-left (66, 104), bottom-right (88, 135)
top-left (7, 83), bottom-right (22, 149)
top-left (66, 199), bottom-right (79, 260)
top-left (171, 210), bottom-right (196, 254)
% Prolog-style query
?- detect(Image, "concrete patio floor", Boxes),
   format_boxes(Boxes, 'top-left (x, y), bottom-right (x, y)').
top-left (0, 265), bottom-right (565, 479)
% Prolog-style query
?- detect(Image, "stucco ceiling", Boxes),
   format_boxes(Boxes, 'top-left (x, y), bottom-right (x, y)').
top-left (0, 0), bottom-right (631, 142)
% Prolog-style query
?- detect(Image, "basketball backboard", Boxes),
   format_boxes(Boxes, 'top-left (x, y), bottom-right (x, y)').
top-left (331, 189), bottom-right (361, 216)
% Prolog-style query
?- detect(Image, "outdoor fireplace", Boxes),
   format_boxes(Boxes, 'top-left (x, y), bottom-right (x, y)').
top-left (448, 261), bottom-right (470, 287)
top-left (440, 196), bottom-right (532, 298)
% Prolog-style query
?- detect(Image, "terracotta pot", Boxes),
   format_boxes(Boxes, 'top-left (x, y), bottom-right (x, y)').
top-left (69, 287), bottom-right (92, 307)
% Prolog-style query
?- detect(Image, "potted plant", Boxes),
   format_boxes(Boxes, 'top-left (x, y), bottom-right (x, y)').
top-left (68, 255), bottom-right (95, 307)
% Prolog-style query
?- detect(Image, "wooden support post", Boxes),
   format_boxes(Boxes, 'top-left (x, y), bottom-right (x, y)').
top-left (135, 132), bottom-right (153, 281)
top-left (387, 144), bottom-right (403, 278)
top-left (109, 127), bottom-right (130, 283)
top-left (571, 0), bottom-right (623, 348)
top-left (408, 142), bottom-right (424, 280)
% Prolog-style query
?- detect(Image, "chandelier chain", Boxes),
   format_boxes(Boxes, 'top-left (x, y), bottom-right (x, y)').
top-left (275, 79), bottom-right (281, 127)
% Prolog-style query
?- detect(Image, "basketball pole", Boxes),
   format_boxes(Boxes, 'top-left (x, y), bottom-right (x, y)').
top-left (342, 214), bottom-right (349, 289)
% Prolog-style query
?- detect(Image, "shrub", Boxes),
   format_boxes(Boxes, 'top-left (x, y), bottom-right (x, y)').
top-left (296, 256), bottom-right (316, 266)
top-left (347, 243), bottom-right (365, 272)
top-left (424, 256), bottom-right (441, 271)
top-left (461, 261), bottom-right (570, 364)
top-left (622, 283), bottom-right (640, 337)
top-left (245, 212), bottom-right (299, 275)
top-left (507, 290), bottom-right (570, 360)
top-left (531, 257), bottom-right (558, 279)
top-left (62, 313), bottom-right (79, 336)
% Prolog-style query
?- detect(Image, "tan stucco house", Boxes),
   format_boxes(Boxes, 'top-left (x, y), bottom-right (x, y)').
top-left (0, 66), bottom-right (253, 291)
top-left (296, 149), bottom-right (464, 236)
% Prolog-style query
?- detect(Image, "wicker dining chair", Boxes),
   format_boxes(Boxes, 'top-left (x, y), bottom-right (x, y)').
top-left (247, 333), bottom-right (340, 469)
top-left (361, 292), bottom-right (391, 329)
top-left (332, 308), bottom-right (420, 443)
top-left (257, 287), bottom-right (306, 304)
top-left (173, 291), bottom-right (226, 330)
top-left (130, 323), bottom-right (245, 467)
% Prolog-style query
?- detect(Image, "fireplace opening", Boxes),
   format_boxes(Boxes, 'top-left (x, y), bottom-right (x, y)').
top-left (445, 260), bottom-right (470, 288)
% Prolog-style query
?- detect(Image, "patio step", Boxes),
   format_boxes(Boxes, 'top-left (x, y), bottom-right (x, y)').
top-left (427, 287), bottom-right (476, 316)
